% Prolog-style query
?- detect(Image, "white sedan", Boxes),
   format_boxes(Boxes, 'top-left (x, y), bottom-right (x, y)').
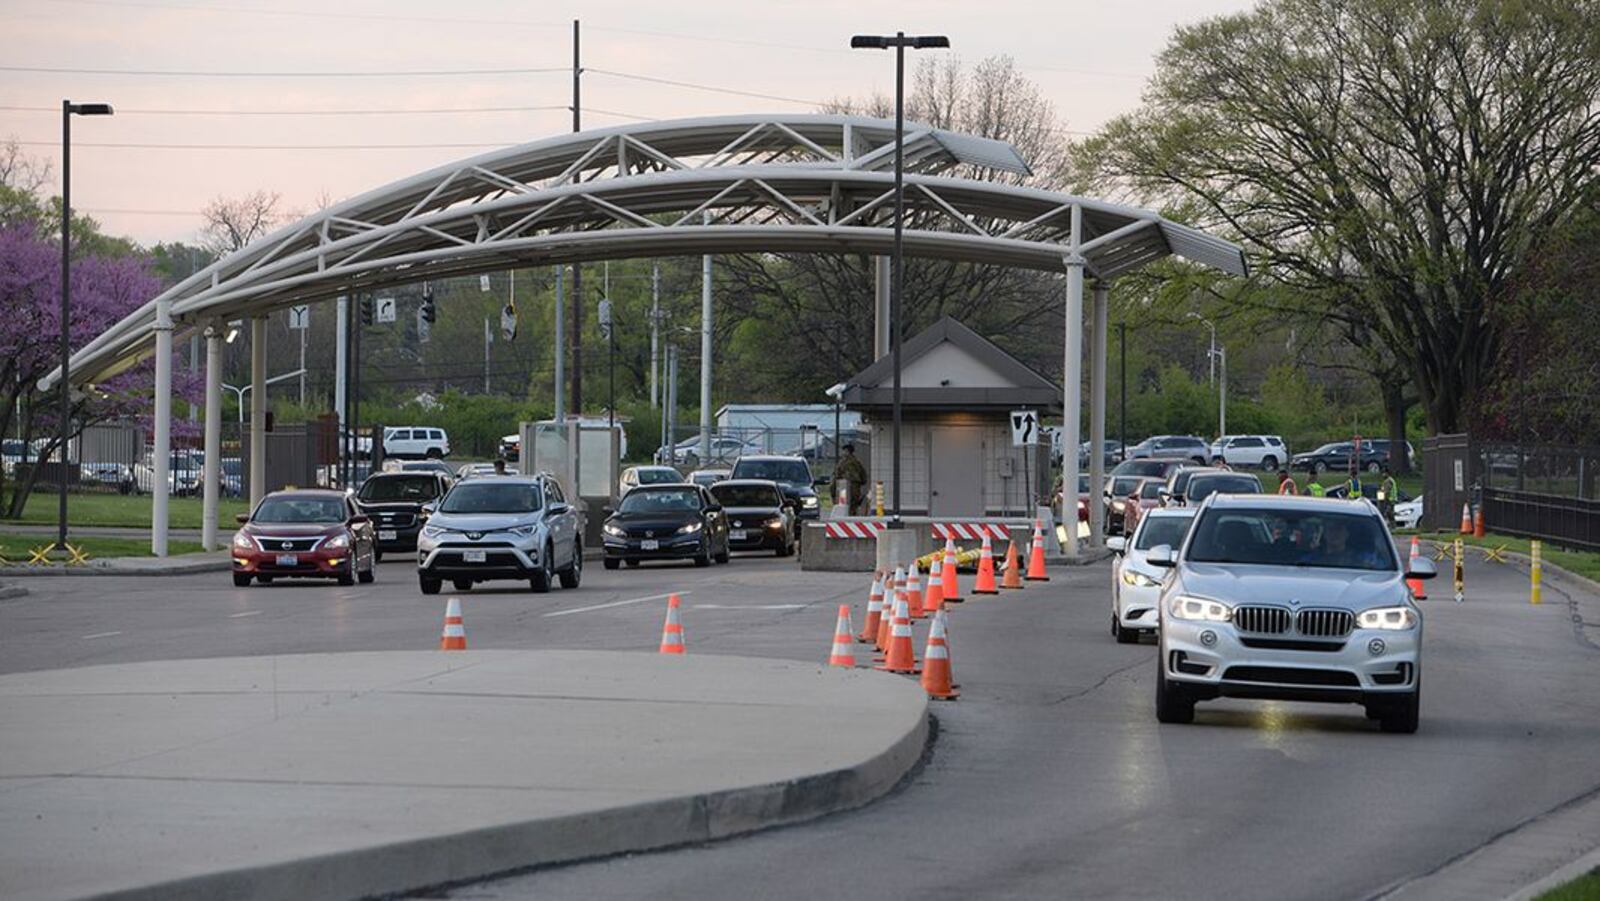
top-left (1107, 507), bottom-right (1197, 644)
top-left (1393, 494), bottom-right (1423, 529)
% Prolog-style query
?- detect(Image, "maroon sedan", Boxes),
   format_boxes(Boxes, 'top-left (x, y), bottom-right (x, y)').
top-left (231, 489), bottom-right (376, 587)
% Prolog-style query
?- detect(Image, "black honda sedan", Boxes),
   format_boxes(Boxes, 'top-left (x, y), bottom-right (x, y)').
top-left (602, 483), bottom-right (730, 569)
top-left (709, 479), bottom-right (795, 556)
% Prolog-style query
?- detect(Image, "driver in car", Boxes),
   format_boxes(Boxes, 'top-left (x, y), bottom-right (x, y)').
top-left (1309, 518), bottom-right (1384, 569)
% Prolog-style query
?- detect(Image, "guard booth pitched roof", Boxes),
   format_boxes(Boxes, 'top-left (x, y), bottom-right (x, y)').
top-left (841, 316), bottom-right (1059, 412)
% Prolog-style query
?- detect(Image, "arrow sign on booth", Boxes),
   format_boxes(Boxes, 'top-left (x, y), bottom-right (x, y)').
top-left (1010, 409), bottom-right (1038, 447)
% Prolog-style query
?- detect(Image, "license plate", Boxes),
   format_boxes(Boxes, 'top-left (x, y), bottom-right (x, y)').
top-left (463, 550), bottom-right (486, 563)
top-left (729, 529), bottom-right (747, 541)
top-left (275, 554), bottom-right (298, 567)
top-left (640, 539), bottom-right (659, 551)
top-left (378, 530), bottom-right (397, 541)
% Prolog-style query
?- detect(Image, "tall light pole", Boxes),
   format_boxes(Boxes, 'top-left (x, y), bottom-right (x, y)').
top-left (59, 100), bottom-right (113, 549)
top-left (850, 31), bottom-right (948, 524)
top-left (1187, 312), bottom-right (1224, 438)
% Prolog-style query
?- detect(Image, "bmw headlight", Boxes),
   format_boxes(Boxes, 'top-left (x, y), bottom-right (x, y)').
top-left (421, 525), bottom-right (444, 539)
top-left (232, 531), bottom-right (254, 550)
top-left (603, 523), bottom-right (627, 537)
top-left (1357, 605), bottom-right (1419, 631)
top-left (1168, 595), bottom-right (1233, 622)
top-left (801, 496), bottom-right (819, 508)
top-left (324, 533), bottom-right (351, 551)
top-left (1121, 568), bottom-right (1160, 588)
top-left (677, 521), bottom-right (703, 534)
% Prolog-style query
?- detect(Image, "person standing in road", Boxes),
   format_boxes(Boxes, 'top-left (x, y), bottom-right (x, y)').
top-left (493, 458), bottom-right (508, 476)
top-left (1277, 470), bottom-right (1299, 495)
top-left (1377, 466), bottom-right (1399, 524)
top-left (835, 443), bottom-right (868, 515)
top-left (1344, 469), bottom-right (1365, 501)
top-left (1306, 467), bottom-right (1326, 497)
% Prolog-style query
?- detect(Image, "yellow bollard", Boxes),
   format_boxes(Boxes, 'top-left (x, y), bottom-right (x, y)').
top-left (874, 481), bottom-right (884, 517)
top-left (1452, 538), bottom-right (1464, 603)
top-left (1530, 540), bottom-right (1542, 605)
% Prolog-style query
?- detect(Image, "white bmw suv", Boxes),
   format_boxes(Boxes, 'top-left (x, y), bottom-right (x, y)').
top-left (1148, 494), bottom-right (1435, 733)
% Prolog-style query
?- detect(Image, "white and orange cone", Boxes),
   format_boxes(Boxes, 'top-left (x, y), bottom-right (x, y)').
top-left (972, 531), bottom-right (999, 595)
top-left (941, 539), bottom-right (964, 604)
top-left (1025, 520), bottom-right (1050, 581)
top-left (906, 559), bottom-right (926, 619)
top-left (659, 593), bottom-right (686, 654)
top-left (858, 571), bottom-right (885, 643)
top-left (439, 597), bottom-right (467, 650)
top-left (876, 588), bottom-right (920, 674)
top-left (828, 604), bottom-right (856, 667)
top-left (1000, 538), bottom-right (1025, 590)
top-left (920, 607), bottom-right (958, 700)
top-left (877, 566), bottom-right (903, 651)
top-left (922, 561), bottom-right (945, 615)
top-left (1407, 536), bottom-right (1427, 600)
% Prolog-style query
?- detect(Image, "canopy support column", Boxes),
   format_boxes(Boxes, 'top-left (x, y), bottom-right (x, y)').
top-left (151, 298), bottom-right (172, 557)
top-left (1060, 205), bottom-right (1084, 559)
top-left (873, 255), bottom-right (891, 359)
top-left (1088, 281), bottom-right (1109, 545)
top-left (249, 316), bottom-right (266, 508)
top-left (201, 322), bottom-right (222, 550)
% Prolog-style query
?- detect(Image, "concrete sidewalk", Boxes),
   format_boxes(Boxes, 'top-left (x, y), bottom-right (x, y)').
top-left (0, 550), bottom-right (232, 577)
top-left (0, 650), bottom-right (929, 901)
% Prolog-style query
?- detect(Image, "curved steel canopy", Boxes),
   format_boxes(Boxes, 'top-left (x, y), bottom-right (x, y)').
top-left (48, 114), bottom-right (1246, 388)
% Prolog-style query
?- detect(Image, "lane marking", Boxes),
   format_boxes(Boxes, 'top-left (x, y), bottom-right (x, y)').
top-left (692, 604), bottom-right (807, 610)
top-left (543, 591), bottom-right (689, 618)
top-left (81, 631), bottom-right (122, 640)
top-left (229, 610), bottom-right (263, 618)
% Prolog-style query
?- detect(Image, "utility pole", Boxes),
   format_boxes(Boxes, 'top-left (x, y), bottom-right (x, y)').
top-left (298, 315), bottom-right (307, 407)
top-left (1218, 345), bottom-right (1228, 438)
top-left (554, 266), bottom-right (565, 421)
top-left (568, 19), bottom-right (584, 419)
top-left (650, 264), bottom-right (660, 409)
top-left (699, 250), bottom-right (713, 462)
top-left (1119, 322), bottom-right (1127, 459)
top-left (483, 317), bottom-right (492, 394)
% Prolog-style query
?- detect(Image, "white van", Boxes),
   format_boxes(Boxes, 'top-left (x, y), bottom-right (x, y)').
top-left (383, 427), bottom-right (450, 459)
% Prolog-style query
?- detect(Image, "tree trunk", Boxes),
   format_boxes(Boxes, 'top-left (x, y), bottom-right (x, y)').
top-left (1382, 379), bottom-right (1411, 475)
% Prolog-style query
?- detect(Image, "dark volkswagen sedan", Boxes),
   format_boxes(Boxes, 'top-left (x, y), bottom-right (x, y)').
top-left (602, 483), bottom-right (730, 569)
top-left (709, 479), bottom-right (795, 556)
top-left (355, 471), bottom-right (449, 559)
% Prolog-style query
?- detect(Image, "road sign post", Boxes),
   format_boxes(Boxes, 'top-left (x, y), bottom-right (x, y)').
top-left (1011, 409), bottom-right (1038, 508)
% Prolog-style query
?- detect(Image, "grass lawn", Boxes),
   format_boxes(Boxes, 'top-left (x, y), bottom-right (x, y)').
top-left (1409, 530), bottom-right (1600, 583)
top-left (1250, 471), bottom-right (1425, 497)
top-left (0, 534), bottom-right (207, 561)
top-left (11, 492), bottom-right (249, 530)
top-left (1536, 872), bottom-right (1600, 901)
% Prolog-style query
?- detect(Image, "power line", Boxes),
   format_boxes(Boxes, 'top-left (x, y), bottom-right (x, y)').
top-left (0, 64), bottom-right (566, 78)
top-left (586, 68), bottom-right (823, 106)
top-left (0, 104), bottom-right (568, 116)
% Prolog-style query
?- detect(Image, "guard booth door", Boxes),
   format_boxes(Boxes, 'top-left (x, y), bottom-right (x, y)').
top-left (929, 427), bottom-right (983, 517)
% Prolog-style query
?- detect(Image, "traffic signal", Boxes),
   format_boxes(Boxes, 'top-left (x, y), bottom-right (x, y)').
top-left (420, 299), bottom-right (436, 324)
top-left (359, 295), bottom-right (374, 326)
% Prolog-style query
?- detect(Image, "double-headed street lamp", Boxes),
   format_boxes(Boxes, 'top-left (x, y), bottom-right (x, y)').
top-left (59, 100), bottom-right (114, 549)
top-left (850, 32), bottom-right (948, 525)
top-left (1186, 312), bottom-right (1226, 438)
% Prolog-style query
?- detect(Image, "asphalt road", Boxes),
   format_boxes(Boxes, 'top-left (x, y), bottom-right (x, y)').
top-left (5, 549), bottom-right (1598, 901)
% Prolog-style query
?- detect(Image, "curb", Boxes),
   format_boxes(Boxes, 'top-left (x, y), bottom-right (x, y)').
top-left (0, 556), bottom-right (232, 577)
top-left (1508, 845), bottom-right (1600, 901)
top-left (1420, 539), bottom-right (1600, 599)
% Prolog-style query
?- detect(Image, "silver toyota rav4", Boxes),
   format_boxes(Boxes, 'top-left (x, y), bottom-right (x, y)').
top-left (416, 473), bottom-right (582, 595)
top-left (1149, 494), bottom-right (1435, 733)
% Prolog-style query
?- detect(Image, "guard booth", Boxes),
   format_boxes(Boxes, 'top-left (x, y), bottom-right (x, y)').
top-left (841, 317), bottom-right (1057, 517)
top-left (519, 419), bottom-right (622, 551)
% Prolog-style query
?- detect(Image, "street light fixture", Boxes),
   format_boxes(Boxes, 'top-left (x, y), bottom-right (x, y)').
top-left (850, 31), bottom-right (948, 525)
top-left (1186, 312), bottom-right (1225, 439)
top-left (58, 99), bottom-right (114, 550)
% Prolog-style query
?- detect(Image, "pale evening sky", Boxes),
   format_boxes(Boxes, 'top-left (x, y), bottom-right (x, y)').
top-left (1, 0), bottom-right (1255, 246)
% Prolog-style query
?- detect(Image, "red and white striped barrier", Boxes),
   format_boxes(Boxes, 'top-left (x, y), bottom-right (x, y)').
top-left (932, 522), bottom-right (1015, 542)
top-left (824, 520), bottom-right (888, 539)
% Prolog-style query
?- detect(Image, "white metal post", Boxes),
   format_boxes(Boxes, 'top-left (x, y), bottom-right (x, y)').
top-left (249, 316), bottom-right (267, 509)
top-left (554, 266), bottom-right (565, 421)
top-left (873, 255), bottom-right (891, 360)
top-left (1089, 282), bottom-right (1109, 545)
top-left (1061, 205), bottom-right (1085, 559)
top-left (699, 250), bottom-right (712, 462)
top-left (334, 295), bottom-right (348, 433)
top-left (650, 263), bottom-right (659, 409)
top-left (188, 333), bottom-right (199, 422)
top-left (483, 318), bottom-right (491, 394)
top-left (201, 323), bottom-right (222, 550)
top-left (298, 321), bottom-right (306, 407)
top-left (1219, 345), bottom-right (1228, 438)
top-left (151, 298), bottom-right (173, 557)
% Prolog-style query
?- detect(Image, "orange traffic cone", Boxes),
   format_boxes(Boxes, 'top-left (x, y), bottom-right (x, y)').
top-left (877, 566), bottom-right (903, 651)
top-left (1000, 538), bottom-right (1024, 590)
top-left (920, 607), bottom-right (958, 700)
top-left (858, 571), bottom-right (884, 643)
top-left (1459, 503), bottom-right (1472, 534)
top-left (828, 604), bottom-right (856, 667)
top-left (1406, 536), bottom-right (1427, 600)
top-left (972, 531), bottom-right (999, 595)
top-left (922, 563), bottom-right (945, 615)
top-left (1025, 520), bottom-right (1050, 581)
top-left (876, 590), bottom-right (920, 674)
top-left (439, 597), bottom-right (467, 650)
top-left (659, 593), bottom-right (686, 654)
top-left (906, 559), bottom-right (926, 619)
top-left (1473, 506), bottom-right (1486, 538)
top-left (941, 539), bottom-right (964, 604)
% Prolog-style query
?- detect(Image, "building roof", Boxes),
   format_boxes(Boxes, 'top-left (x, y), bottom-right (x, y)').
top-left (842, 317), bottom-right (1060, 412)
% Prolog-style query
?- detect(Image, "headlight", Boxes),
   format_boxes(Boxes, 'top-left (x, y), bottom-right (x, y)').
top-left (766, 516), bottom-right (785, 529)
top-left (1121, 568), bottom-right (1160, 588)
top-left (677, 521), bottom-right (703, 534)
top-left (1112, 500), bottom-right (1126, 511)
top-left (1357, 605), bottom-right (1419, 630)
top-left (324, 533), bottom-right (351, 551)
top-left (510, 524), bottom-right (537, 537)
top-left (421, 525), bottom-right (444, 539)
top-left (1168, 594), bottom-right (1233, 622)
top-left (232, 531), bottom-right (254, 550)
top-left (603, 523), bottom-right (627, 537)
top-left (801, 496), bottom-right (819, 508)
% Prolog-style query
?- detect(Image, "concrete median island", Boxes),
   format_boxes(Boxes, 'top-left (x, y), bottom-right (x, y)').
top-left (0, 650), bottom-right (930, 901)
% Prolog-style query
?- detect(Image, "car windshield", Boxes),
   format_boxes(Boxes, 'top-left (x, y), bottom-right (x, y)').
top-left (619, 487), bottom-right (703, 513)
top-left (732, 460), bottom-right (810, 484)
top-left (637, 468), bottom-right (682, 485)
top-left (402, 462), bottom-right (446, 473)
top-left (711, 483), bottom-right (782, 507)
top-left (253, 496), bottom-right (345, 524)
top-left (1139, 481), bottom-right (1164, 500)
top-left (359, 475), bottom-right (440, 502)
top-left (1136, 515), bottom-right (1195, 551)
top-left (1168, 437), bottom-right (1207, 449)
top-left (439, 482), bottom-right (541, 514)
top-left (1113, 459), bottom-right (1168, 478)
top-left (1171, 470), bottom-right (1205, 493)
top-left (1186, 474), bottom-right (1263, 503)
top-left (1186, 508), bottom-right (1397, 571)
top-left (1110, 476), bottom-right (1142, 496)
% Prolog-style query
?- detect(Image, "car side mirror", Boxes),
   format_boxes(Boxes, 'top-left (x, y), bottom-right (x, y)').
top-left (548, 502), bottom-right (570, 515)
top-left (1405, 557), bottom-right (1438, 581)
top-left (1147, 544), bottom-right (1177, 568)
top-left (350, 514), bottom-right (369, 525)
top-left (814, 476), bottom-right (828, 487)
top-left (1106, 536), bottom-right (1127, 554)
top-left (234, 512), bottom-right (250, 525)
top-left (602, 505), bottom-right (614, 516)
top-left (707, 503), bottom-right (723, 513)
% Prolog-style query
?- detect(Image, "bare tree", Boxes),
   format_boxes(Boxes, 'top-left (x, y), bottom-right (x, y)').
top-left (0, 139), bottom-right (52, 194)
top-left (199, 190), bottom-right (284, 254)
